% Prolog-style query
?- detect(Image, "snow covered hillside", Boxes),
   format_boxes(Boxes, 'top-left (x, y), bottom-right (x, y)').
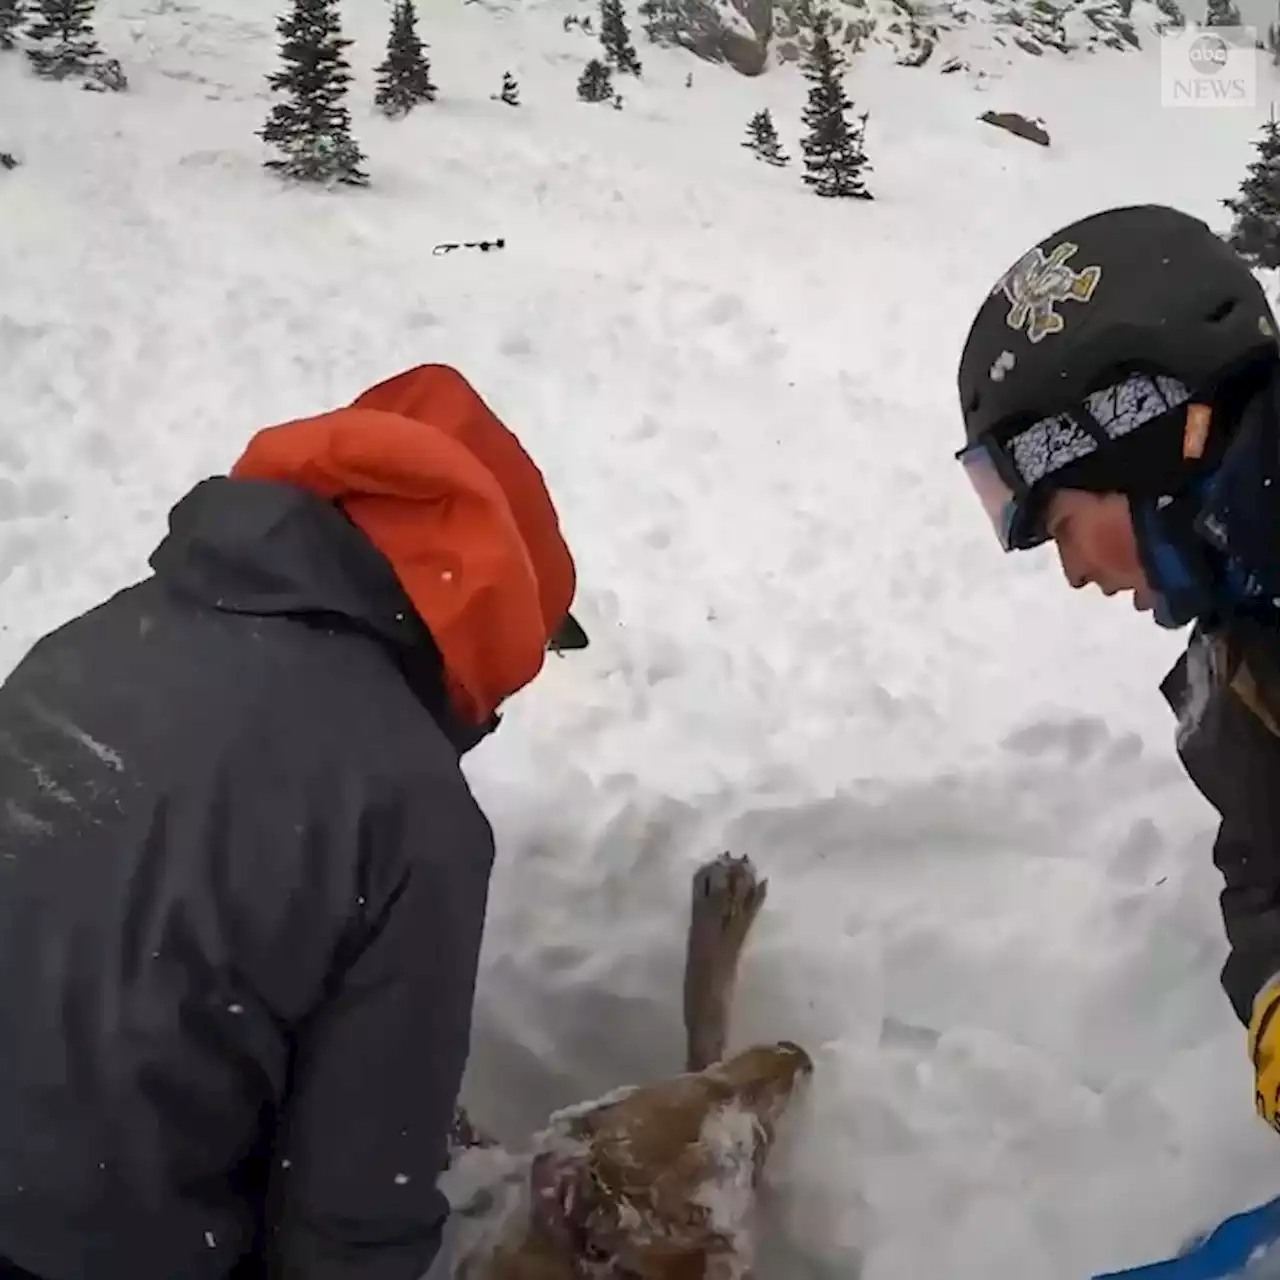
top-left (4, 1), bottom-right (1280, 1275)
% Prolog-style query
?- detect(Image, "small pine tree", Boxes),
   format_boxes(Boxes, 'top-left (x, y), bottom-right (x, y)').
top-left (1205, 0), bottom-right (1241, 24)
top-left (25, 0), bottom-right (102, 79)
top-left (577, 57), bottom-right (613, 102)
top-left (1223, 116), bottom-right (1280, 269)
top-left (260, 0), bottom-right (368, 186)
top-left (743, 108), bottom-right (789, 166)
top-left (798, 12), bottom-right (872, 199)
top-left (374, 0), bottom-right (437, 119)
top-left (637, 0), bottom-right (680, 43)
top-left (600, 0), bottom-right (641, 74)
top-left (497, 69), bottom-right (519, 105)
top-left (0, 0), bottom-right (24, 50)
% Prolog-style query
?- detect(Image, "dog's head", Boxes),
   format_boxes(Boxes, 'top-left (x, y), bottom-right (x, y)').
top-left (527, 1041), bottom-right (812, 1279)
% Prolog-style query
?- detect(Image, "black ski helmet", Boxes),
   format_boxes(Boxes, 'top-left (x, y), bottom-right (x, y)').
top-left (956, 204), bottom-right (1279, 549)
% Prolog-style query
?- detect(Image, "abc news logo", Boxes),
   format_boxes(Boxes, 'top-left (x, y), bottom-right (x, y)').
top-left (1162, 29), bottom-right (1256, 106)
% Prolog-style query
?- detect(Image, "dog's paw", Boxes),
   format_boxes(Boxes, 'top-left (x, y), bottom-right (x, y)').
top-left (692, 851), bottom-right (768, 933)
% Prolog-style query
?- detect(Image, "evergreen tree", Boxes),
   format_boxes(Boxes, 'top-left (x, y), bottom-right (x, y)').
top-left (798, 11), bottom-right (872, 199)
top-left (577, 56), bottom-right (613, 101)
top-left (637, 0), bottom-right (680, 43)
top-left (600, 0), bottom-right (641, 74)
top-left (374, 0), bottom-right (437, 119)
top-left (259, 0), bottom-right (367, 186)
top-left (1205, 0), bottom-right (1241, 25)
top-left (743, 108), bottom-right (789, 166)
top-left (497, 69), bottom-right (519, 105)
top-left (1223, 117), bottom-right (1280, 268)
top-left (0, 0), bottom-right (24, 51)
top-left (25, 0), bottom-right (102, 79)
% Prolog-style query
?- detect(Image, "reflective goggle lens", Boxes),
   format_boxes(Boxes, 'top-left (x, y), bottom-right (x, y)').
top-left (957, 439), bottom-right (1022, 552)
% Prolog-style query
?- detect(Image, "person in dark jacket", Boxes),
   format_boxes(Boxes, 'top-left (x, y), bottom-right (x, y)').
top-left (953, 204), bottom-right (1280, 1133)
top-left (0, 363), bottom-right (587, 1280)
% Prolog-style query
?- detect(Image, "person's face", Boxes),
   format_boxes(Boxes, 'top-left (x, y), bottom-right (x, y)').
top-left (1042, 489), bottom-right (1157, 613)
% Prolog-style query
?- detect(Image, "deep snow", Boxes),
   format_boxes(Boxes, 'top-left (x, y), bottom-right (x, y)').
top-left (5, 1), bottom-right (1280, 1275)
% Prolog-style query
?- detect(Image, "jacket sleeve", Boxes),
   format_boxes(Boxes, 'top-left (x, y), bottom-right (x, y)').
top-left (1215, 814), bottom-right (1280, 1024)
top-left (1163, 634), bottom-right (1280, 1026)
top-left (264, 765), bottom-right (495, 1280)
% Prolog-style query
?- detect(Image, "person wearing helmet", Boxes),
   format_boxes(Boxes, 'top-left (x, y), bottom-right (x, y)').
top-left (955, 204), bottom-right (1280, 1130)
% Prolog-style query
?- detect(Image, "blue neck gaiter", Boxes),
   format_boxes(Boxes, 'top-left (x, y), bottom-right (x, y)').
top-left (1130, 395), bottom-right (1280, 631)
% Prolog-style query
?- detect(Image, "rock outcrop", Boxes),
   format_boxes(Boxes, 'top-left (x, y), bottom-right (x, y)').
top-left (632, 0), bottom-right (1182, 74)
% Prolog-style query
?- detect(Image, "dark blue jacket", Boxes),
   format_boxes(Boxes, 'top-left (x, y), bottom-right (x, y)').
top-left (0, 476), bottom-right (494, 1279)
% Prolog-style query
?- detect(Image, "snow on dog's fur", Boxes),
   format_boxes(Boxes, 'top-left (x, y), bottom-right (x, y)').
top-left (437, 855), bottom-right (814, 1280)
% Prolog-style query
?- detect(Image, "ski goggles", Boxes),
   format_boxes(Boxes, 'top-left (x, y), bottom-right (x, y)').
top-left (956, 369), bottom-right (1194, 552)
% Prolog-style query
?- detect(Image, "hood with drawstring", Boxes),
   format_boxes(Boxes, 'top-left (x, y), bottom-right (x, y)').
top-left (230, 362), bottom-right (582, 729)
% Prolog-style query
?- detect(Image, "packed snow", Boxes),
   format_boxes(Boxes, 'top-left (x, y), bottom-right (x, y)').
top-left (6, 1), bottom-right (1280, 1275)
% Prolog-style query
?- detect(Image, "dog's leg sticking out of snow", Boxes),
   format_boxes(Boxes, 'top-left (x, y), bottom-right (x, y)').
top-left (445, 853), bottom-right (813, 1279)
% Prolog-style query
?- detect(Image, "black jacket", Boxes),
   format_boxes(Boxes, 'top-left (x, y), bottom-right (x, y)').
top-left (1165, 615), bottom-right (1280, 1024)
top-left (0, 477), bottom-right (495, 1279)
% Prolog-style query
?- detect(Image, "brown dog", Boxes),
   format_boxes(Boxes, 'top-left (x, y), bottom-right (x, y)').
top-left (442, 853), bottom-right (814, 1279)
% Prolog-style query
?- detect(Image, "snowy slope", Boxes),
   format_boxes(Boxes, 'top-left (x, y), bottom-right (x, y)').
top-left (4, 2), bottom-right (1280, 1276)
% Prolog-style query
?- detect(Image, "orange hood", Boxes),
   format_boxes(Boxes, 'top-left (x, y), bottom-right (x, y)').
top-left (230, 364), bottom-right (576, 727)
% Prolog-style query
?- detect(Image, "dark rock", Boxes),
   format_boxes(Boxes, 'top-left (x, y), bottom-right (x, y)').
top-left (979, 109), bottom-right (1050, 146)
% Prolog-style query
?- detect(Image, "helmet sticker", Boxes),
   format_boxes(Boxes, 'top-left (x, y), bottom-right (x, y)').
top-left (998, 241), bottom-right (1102, 344)
top-left (990, 350), bottom-right (1016, 382)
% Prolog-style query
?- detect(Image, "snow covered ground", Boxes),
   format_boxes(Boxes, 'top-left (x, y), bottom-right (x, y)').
top-left (5, 2), bottom-right (1280, 1275)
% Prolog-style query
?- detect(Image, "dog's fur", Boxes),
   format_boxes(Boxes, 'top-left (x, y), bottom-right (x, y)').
top-left (441, 854), bottom-right (813, 1279)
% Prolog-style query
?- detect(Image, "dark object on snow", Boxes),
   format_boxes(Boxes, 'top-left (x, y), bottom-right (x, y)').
top-left (1223, 116), bottom-right (1280, 270)
top-left (494, 69), bottom-right (519, 106)
top-left (577, 55), bottom-right (613, 102)
top-left (0, 364), bottom-right (581, 1280)
top-left (432, 236), bottom-right (505, 255)
top-left (259, 0), bottom-right (368, 186)
top-left (980, 109), bottom-right (1050, 146)
top-left (799, 11), bottom-right (872, 199)
top-left (0, 152), bottom-right (17, 170)
top-left (81, 55), bottom-right (127, 91)
top-left (374, 0), bottom-right (437, 119)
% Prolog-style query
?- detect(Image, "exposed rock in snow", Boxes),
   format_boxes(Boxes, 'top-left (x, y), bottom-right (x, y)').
top-left (632, 0), bottom-right (1182, 74)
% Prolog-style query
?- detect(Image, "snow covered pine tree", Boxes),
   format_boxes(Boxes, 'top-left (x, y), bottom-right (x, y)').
top-left (24, 0), bottom-right (120, 85)
top-left (374, 0), bottom-right (437, 119)
top-left (799, 11), bottom-right (872, 199)
top-left (743, 108), bottom-right (789, 166)
top-left (577, 56), bottom-right (614, 102)
top-left (0, 0), bottom-right (24, 51)
top-left (1205, 0), bottom-right (1242, 25)
top-left (600, 0), bottom-right (641, 75)
top-left (1223, 115), bottom-right (1280, 269)
top-left (636, 0), bottom-right (681, 45)
top-left (260, 0), bottom-right (368, 185)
